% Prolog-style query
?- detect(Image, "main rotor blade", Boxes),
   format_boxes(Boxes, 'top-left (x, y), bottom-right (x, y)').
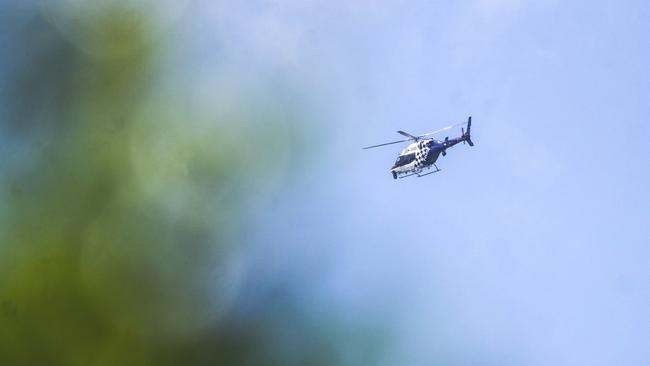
top-left (418, 122), bottom-right (467, 138)
top-left (362, 138), bottom-right (412, 150)
top-left (397, 130), bottom-right (419, 140)
top-left (363, 121), bottom-right (468, 150)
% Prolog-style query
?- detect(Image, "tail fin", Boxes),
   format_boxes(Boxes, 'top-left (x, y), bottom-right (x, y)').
top-left (464, 116), bottom-right (474, 147)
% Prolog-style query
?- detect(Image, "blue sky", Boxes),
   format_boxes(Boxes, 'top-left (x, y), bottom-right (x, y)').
top-left (2, 1), bottom-right (649, 365)
top-left (193, 1), bottom-right (650, 365)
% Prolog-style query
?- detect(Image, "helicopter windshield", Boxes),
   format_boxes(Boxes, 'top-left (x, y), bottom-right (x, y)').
top-left (393, 153), bottom-right (415, 167)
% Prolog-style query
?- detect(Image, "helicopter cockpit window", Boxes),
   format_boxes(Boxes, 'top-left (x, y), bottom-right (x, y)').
top-left (394, 153), bottom-right (415, 167)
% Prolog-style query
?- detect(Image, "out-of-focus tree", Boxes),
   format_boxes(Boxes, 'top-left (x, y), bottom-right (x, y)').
top-left (0, 3), bottom-right (385, 365)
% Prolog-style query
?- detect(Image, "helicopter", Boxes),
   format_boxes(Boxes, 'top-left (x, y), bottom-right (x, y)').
top-left (363, 116), bottom-right (474, 179)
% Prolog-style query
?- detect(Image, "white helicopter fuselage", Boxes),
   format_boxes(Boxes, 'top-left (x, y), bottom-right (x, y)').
top-left (390, 140), bottom-right (437, 174)
top-left (362, 116), bottom-right (474, 179)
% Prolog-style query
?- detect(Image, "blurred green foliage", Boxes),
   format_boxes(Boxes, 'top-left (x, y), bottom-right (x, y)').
top-left (0, 4), bottom-right (384, 365)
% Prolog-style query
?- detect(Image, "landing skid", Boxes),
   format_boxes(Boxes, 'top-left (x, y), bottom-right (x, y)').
top-left (398, 172), bottom-right (419, 179)
top-left (416, 169), bottom-right (441, 177)
top-left (396, 164), bottom-right (441, 179)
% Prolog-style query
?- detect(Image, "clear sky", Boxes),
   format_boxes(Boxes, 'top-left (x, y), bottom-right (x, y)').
top-left (192, 1), bottom-right (650, 365)
top-left (2, 1), bottom-right (649, 365)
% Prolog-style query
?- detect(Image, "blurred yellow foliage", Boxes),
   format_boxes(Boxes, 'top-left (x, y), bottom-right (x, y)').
top-left (0, 3), bottom-right (384, 365)
top-left (1, 5), bottom-right (292, 365)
